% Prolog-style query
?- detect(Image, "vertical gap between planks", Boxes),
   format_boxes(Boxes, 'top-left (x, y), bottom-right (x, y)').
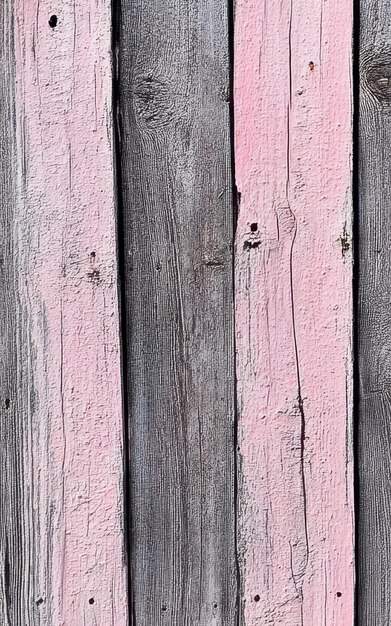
top-left (228, 0), bottom-right (242, 623)
top-left (111, 0), bottom-right (133, 621)
top-left (352, 0), bottom-right (360, 622)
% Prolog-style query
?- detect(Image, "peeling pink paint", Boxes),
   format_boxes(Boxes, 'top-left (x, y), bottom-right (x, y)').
top-left (234, 0), bottom-right (354, 624)
top-left (14, 1), bottom-right (128, 623)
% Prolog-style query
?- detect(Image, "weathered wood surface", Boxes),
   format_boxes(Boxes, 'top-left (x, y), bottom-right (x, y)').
top-left (116, 0), bottom-right (236, 623)
top-left (0, 1), bottom-right (25, 623)
top-left (12, 0), bottom-right (128, 623)
top-left (357, 2), bottom-right (391, 622)
top-left (234, 0), bottom-right (355, 623)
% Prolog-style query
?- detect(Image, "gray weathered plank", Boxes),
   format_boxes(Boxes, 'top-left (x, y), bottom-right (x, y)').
top-left (358, 1), bottom-right (391, 622)
top-left (0, 2), bottom-right (27, 623)
top-left (116, 1), bottom-right (237, 623)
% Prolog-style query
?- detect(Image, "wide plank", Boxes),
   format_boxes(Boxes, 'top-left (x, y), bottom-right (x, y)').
top-left (116, 0), bottom-right (236, 623)
top-left (13, 1), bottom-right (128, 623)
top-left (234, 0), bottom-right (355, 623)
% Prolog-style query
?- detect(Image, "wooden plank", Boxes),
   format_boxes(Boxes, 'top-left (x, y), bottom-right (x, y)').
top-left (0, 2), bottom-right (26, 623)
top-left (12, 1), bottom-right (128, 623)
top-left (357, 1), bottom-right (391, 622)
top-left (116, 1), bottom-right (236, 623)
top-left (234, 0), bottom-right (354, 623)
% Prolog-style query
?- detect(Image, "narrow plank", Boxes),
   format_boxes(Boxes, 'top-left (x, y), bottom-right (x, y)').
top-left (234, 0), bottom-right (354, 623)
top-left (13, 1), bottom-right (128, 623)
top-left (116, 0), bottom-right (236, 623)
top-left (357, 1), bottom-right (391, 622)
top-left (0, 2), bottom-right (26, 623)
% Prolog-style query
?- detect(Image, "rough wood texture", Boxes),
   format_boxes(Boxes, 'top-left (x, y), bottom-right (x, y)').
top-left (234, 0), bottom-right (355, 623)
top-left (357, 2), bottom-right (391, 622)
top-left (13, 1), bottom-right (128, 623)
top-left (0, 2), bottom-right (26, 623)
top-left (116, 0), bottom-right (236, 623)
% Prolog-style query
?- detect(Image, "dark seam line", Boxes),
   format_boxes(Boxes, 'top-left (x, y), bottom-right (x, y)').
top-left (111, 1), bottom-right (134, 623)
top-left (352, 0), bottom-right (360, 623)
top-left (229, 0), bottom-right (242, 623)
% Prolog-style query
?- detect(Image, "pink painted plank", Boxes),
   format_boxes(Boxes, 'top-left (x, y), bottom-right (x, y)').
top-left (234, 1), bottom-right (354, 624)
top-left (14, 1), bottom-right (128, 623)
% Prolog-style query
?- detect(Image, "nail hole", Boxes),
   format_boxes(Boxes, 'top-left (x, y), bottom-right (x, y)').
top-left (254, 594), bottom-right (260, 602)
top-left (213, 603), bottom-right (218, 609)
top-left (5, 399), bottom-right (10, 409)
top-left (336, 592), bottom-right (342, 598)
top-left (89, 598), bottom-right (94, 605)
top-left (161, 605), bottom-right (167, 612)
top-left (250, 223), bottom-right (258, 232)
top-left (309, 61), bottom-right (315, 70)
top-left (36, 598), bottom-right (44, 606)
top-left (90, 251), bottom-right (96, 259)
top-left (49, 15), bottom-right (58, 28)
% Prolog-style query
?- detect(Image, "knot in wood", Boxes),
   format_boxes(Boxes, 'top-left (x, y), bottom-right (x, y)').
top-left (132, 76), bottom-right (175, 128)
top-left (364, 53), bottom-right (391, 102)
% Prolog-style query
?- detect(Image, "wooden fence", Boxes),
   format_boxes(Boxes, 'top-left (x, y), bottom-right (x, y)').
top-left (0, 0), bottom-right (387, 623)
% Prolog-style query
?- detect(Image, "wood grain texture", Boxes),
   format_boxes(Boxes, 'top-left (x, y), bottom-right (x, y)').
top-left (13, 1), bottom-right (128, 623)
top-left (234, 0), bottom-right (354, 623)
top-left (0, 1), bottom-right (27, 623)
top-left (116, 1), bottom-right (236, 624)
top-left (357, 1), bottom-right (391, 622)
